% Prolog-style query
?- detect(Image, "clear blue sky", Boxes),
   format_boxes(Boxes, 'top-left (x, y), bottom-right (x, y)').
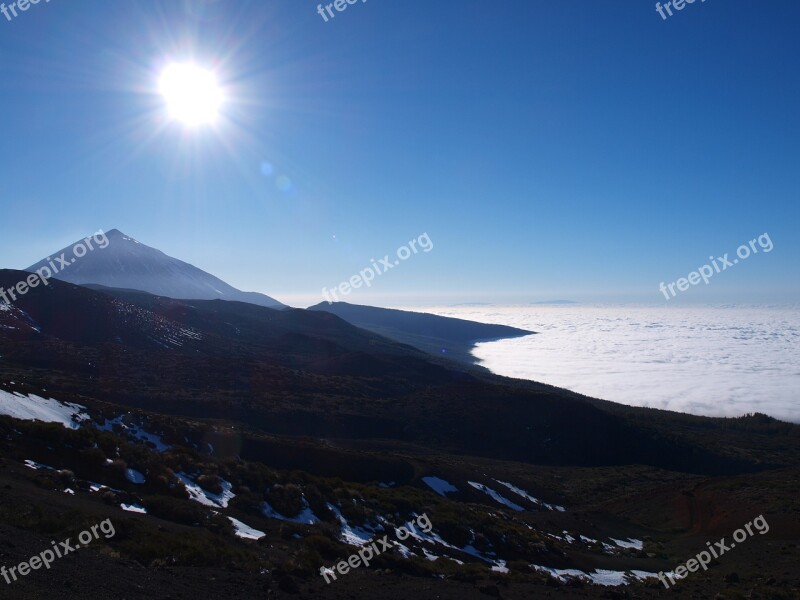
top-left (1, 0), bottom-right (798, 307)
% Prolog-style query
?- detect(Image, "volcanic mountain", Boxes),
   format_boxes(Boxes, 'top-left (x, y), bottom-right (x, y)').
top-left (24, 229), bottom-right (532, 363)
top-left (25, 228), bottom-right (286, 309)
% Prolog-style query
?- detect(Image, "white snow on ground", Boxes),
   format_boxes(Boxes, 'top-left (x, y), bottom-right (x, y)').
top-left (327, 503), bottom-right (375, 546)
top-left (63, 488), bottom-right (75, 495)
top-left (89, 482), bottom-right (122, 493)
top-left (422, 476), bottom-right (458, 496)
top-left (393, 542), bottom-right (414, 558)
top-left (261, 497), bottom-right (320, 525)
top-left (491, 560), bottom-right (509, 573)
top-left (531, 565), bottom-right (660, 586)
top-left (630, 570), bottom-right (663, 581)
top-left (450, 529), bottom-right (507, 571)
top-left (120, 503), bottom-right (147, 514)
top-left (549, 532), bottom-right (640, 551)
top-left (494, 479), bottom-right (566, 512)
top-left (97, 416), bottom-right (170, 452)
top-left (468, 481), bottom-right (524, 511)
top-left (176, 472), bottom-right (235, 508)
top-left (228, 517), bottom-right (266, 540)
top-left (459, 543), bottom-right (508, 572)
top-left (391, 520), bottom-right (498, 567)
top-left (24, 459), bottom-right (53, 470)
top-left (532, 566), bottom-right (586, 582)
top-left (125, 468), bottom-right (146, 484)
top-left (590, 569), bottom-right (628, 586)
top-left (610, 537), bottom-right (644, 550)
top-left (421, 547), bottom-right (439, 561)
top-left (383, 517), bottom-right (509, 573)
top-left (393, 517), bottom-right (457, 552)
top-left (0, 390), bottom-right (89, 429)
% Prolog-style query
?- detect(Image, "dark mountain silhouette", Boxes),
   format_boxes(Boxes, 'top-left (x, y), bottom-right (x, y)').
top-left (308, 301), bottom-right (533, 365)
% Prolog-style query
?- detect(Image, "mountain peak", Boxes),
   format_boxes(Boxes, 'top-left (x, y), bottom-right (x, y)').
top-left (25, 230), bottom-right (286, 309)
top-left (104, 229), bottom-right (139, 243)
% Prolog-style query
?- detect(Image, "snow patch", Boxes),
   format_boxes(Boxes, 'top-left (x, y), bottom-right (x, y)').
top-left (262, 497), bottom-right (319, 525)
top-left (89, 482), bottom-right (122, 493)
top-left (468, 481), bottom-right (524, 511)
top-left (97, 415), bottom-right (170, 452)
top-left (422, 476), bottom-right (458, 496)
top-left (610, 537), bottom-right (644, 550)
top-left (327, 503), bottom-right (375, 546)
top-left (531, 565), bottom-right (660, 586)
top-left (0, 390), bottom-right (89, 429)
top-left (491, 560), bottom-right (509, 573)
top-left (229, 517), bottom-right (266, 540)
top-left (177, 473), bottom-right (235, 508)
top-left (125, 468), bottom-right (146, 484)
top-left (24, 459), bottom-right (54, 470)
top-left (494, 479), bottom-right (566, 512)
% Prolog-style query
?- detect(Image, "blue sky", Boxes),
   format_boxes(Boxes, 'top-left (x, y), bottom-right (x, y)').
top-left (1, 0), bottom-right (798, 307)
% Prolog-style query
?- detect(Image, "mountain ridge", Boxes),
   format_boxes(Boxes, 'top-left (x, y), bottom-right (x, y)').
top-left (25, 228), bottom-right (286, 309)
top-left (308, 301), bottom-right (533, 365)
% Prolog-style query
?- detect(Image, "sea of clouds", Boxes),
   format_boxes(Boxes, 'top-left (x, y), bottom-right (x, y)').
top-left (411, 305), bottom-right (800, 424)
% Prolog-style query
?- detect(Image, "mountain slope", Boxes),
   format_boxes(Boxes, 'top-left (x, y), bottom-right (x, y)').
top-left (2, 269), bottom-right (800, 599)
top-left (25, 229), bottom-right (286, 309)
top-left (308, 301), bottom-right (533, 364)
top-left (2, 269), bottom-right (794, 475)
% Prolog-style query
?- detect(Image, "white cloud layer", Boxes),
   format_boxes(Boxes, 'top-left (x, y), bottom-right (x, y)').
top-left (412, 305), bottom-right (800, 424)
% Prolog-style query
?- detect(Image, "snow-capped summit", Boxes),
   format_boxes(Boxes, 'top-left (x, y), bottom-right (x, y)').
top-left (25, 229), bottom-right (286, 309)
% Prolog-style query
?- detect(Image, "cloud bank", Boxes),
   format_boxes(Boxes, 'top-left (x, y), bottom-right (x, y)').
top-left (414, 305), bottom-right (800, 424)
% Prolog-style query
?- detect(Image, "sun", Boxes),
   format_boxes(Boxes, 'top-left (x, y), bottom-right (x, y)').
top-left (159, 63), bottom-right (223, 127)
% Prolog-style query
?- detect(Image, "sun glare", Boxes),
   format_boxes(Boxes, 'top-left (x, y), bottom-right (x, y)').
top-left (159, 63), bottom-right (223, 127)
